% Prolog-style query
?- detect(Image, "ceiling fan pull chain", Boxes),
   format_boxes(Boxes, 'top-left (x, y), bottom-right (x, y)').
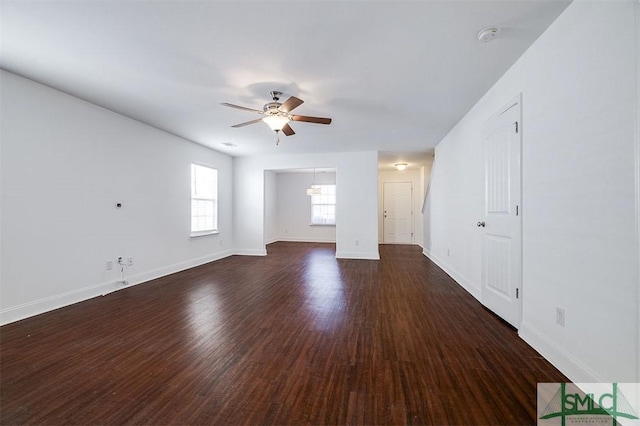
top-left (276, 130), bottom-right (280, 145)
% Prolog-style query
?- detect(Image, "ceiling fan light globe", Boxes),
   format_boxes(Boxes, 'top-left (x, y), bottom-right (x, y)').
top-left (262, 115), bottom-right (290, 131)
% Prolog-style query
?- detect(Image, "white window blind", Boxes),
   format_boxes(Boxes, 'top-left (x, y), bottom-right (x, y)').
top-left (191, 163), bottom-right (218, 235)
top-left (310, 184), bottom-right (336, 225)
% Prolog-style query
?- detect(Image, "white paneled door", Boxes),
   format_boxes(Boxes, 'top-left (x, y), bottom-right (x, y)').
top-left (480, 95), bottom-right (522, 328)
top-left (383, 182), bottom-right (413, 244)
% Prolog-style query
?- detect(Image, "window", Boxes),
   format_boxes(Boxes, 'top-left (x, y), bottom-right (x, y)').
top-left (191, 163), bottom-right (218, 236)
top-left (310, 184), bottom-right (336, 225)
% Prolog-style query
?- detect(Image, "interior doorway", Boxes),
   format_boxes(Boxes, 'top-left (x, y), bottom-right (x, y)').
top-left (383, 182), bottom-right (413, 244)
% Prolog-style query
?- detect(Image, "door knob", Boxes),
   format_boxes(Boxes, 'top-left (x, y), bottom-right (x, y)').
top-left (477, 221), bottom-right (486, 227)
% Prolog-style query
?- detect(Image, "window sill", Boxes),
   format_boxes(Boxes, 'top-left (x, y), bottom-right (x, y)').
top-left (310, 224), bottom-right (336, 227)
top-left (190, 231), bottom-right (219, 239)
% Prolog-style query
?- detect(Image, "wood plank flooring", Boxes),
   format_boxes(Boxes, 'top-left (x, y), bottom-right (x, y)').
top-left (0, 243), bottom-right (567, 425)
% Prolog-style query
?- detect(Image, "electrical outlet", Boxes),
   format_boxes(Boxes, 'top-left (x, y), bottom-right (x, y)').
top-left (118, 257), bottom-right (123, 265)
top-left (556, 307), bottom-right (565, 327)
top-left (106, 260), bottom-right (113, 271)
top-left (127, 257), bottom-right (133, 266)
top-left (447, 248), bottom-right (450, 256)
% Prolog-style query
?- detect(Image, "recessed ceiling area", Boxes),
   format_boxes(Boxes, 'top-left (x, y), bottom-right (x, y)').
top-left (378, 151), bottom-right (434, 172)
top-left (0, 0), bottom-right (572, 171)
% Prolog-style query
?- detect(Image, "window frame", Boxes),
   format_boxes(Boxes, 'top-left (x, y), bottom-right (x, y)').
top-left (190, 162), bottom-right (218, 237)
top-left (309, 184), bottom-right (336, 226)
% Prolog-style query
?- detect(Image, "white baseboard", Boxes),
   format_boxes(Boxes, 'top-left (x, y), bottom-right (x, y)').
top-left (275, 237), bottom-right (336, 243)
top-left (519, 322), bottom-right (602, 383)
top-left (422, 249), bottom-right (603, 384)
top-left (421, 246), bottom-right (604, 383)
top-left (120, 249), bottom-right (235, 292)
top-left (233, 248), bottom-right (267, 256)
top-left (422, 248), bottom-right (481, 301)
top-left (335, 251), bottom-right (380, 260)
top-left (0, 249), bottom-right (235, 326)
top-left (1, 281), bottom-right (119, 326)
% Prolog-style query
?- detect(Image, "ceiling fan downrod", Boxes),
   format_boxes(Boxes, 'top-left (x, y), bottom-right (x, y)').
top-left (270, 91), bottom-right (282, 102)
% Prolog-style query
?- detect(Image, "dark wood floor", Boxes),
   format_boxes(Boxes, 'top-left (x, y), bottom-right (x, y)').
top-left (1, 242), bottom-right (566, 425)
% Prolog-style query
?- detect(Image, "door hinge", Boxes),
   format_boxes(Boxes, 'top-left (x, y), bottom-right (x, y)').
top-left (516, 288), bottom-right (519, 299)
top-left (514, 121), bottom-right (519, 133)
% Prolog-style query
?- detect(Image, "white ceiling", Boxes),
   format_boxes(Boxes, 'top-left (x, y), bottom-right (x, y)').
top-left (0, 0), bottom-right (571, 169)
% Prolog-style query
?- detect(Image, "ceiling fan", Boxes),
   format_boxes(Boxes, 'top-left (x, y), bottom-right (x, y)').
top-left (222, 91), bottom-right (332, 144)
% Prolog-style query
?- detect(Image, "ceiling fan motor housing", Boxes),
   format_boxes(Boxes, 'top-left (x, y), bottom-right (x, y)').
top-left (263, 102), bottom-right (284, 115)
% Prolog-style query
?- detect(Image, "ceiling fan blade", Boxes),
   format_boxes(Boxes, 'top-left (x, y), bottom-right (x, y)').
top-left (221, 102), bottom-right (263, 113)
top-left (231, 118), bottom-right (263, 128)
top-left (279, 96), bottom-right (304, 113)
top-left (292, 115), bottom-right (332, 125)
top-left (282, 123), bottom-right (295, 136)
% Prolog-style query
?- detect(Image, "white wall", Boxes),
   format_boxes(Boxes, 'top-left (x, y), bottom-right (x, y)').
top-left (264, 170), bottom-right (278, 244)
top-left (0, 70), bottom-right (234, 325)
top-left (234, 152), bottom-right (379, 259)
top-left (424, 0), bottom-right (639, 383)
top-left (378, 169), bottom-right (425, 247)
top-left (421, 161), bottom-right (434, 252)
top-left (276, 171), bottom-right (336, 243)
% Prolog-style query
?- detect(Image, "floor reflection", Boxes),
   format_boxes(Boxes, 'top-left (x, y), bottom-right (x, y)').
top-left (186, 283), bottom-right (224, 345)
top-left (303, 249), bottom-right (346, 330)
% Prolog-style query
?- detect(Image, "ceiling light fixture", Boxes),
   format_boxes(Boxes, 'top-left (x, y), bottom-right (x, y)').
top-left (477, 27), bottom-right (500, 43)
top-left (262, 114), bottom-right (291, 145)
top-left (394, 163), bottom-right (408, 171)
top-left (306, 168), bottom-right (322, 195)
top-left (262, 115), bottom-right (290, 131)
